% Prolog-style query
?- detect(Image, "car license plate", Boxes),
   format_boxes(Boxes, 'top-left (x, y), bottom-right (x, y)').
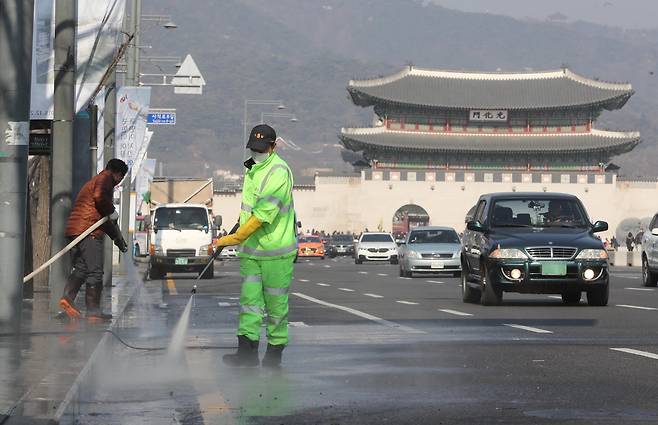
top-left (175, 258), bottom-right (188, 265)
top-left (430, 261), bottom-right (444, 269)
top-left (540, 262), bottom-right (567, 276)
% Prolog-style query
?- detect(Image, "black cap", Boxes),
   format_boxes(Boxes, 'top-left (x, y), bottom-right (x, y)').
top-left (246, 124), bottom-right (277, 152)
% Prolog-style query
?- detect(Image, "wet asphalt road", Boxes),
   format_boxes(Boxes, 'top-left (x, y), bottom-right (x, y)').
top-left (70, 257), bottom-right (658, 424)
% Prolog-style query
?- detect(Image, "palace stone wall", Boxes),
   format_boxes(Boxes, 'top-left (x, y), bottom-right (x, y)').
top-left (214, 172), bottom-right (658, 239)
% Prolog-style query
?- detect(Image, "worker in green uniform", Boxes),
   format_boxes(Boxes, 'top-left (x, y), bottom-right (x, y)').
top-left (215, 124), bottom-right (297, 368)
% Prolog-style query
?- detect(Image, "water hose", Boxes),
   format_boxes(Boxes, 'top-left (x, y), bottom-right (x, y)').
top-left (23, 216), bottom-right (110, 284)
top-left (195, 221), bottom-right (241, 281)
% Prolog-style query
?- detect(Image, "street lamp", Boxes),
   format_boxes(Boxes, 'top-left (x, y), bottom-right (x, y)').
top-left (243, 99), bottom-right (287, 160)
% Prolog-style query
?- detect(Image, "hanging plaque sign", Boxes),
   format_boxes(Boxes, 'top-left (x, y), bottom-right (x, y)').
top-left (469, 110), bottom-right (508, 122)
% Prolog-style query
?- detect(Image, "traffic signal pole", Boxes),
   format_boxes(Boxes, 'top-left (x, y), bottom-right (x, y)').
top-left (48, 0), bottom-right (77, 312)
top-left (0, 0), bottom-right (34, 325)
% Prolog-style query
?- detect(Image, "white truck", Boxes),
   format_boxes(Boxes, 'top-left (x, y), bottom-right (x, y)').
top-left (148, 203), bottom-right (219, 280)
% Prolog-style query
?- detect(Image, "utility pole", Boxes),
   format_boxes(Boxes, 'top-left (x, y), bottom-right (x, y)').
top-left (0, 0), bottom-right (34, 325)
top-left (48, 0), bottom-right (77, 312)
top-left (120, 0), bottom-right (142, 259)
top-left (103, 72), bottom-right (116, 286)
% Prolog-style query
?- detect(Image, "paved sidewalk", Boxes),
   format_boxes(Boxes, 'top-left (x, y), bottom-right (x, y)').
top-left (0, 268), bottom-right (141, 424)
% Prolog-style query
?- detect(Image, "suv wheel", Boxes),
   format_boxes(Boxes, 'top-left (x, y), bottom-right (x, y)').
top-left (561, 291), bottom-right (581, 305)
top-left (642, 256), bottom-right (658, 287)
top-left (586, 282), bottom-right (609, 306)
top-left (480, 265), bottom-right (502, 306)
top-left (461, 269), bottom-right (480, 303)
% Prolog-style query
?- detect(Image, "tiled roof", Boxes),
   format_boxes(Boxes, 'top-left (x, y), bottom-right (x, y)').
top-left (348, 66), bottom-right (634, 110)
top-left (339, 127), bottom-right (640, 154)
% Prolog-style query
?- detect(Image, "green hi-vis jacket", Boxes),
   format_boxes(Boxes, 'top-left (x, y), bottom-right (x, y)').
top-left (238, 152), bottom-right (297, 260)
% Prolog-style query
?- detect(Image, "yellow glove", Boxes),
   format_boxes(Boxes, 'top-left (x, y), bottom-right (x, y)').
top-left (215, 216), bottom-right (262, 248)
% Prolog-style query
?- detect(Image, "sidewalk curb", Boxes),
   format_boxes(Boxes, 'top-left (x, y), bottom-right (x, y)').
top-left (50, 271), bottom-right (143, 425)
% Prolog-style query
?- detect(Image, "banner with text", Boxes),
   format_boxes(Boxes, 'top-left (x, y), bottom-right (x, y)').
top-left (116, 87), bottom-right (151, 171)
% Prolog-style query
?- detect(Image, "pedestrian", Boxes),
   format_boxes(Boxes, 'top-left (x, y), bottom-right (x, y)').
top-left (59, 159), bottom-right (129, 321)
top-left (611, 236), bottom-right (619, 251)
top-left (626, 232), bottom-right (634, 252)
top-left (215, 124), bottom-right (296, 368)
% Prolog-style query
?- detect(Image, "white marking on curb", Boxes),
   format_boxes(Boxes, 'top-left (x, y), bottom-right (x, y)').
top-left (426, 280), bottom-right (444, 284)
top-left (610, 348), bottom-right (658, 360)
top-left (503, 324), bottom-right (553, 334)
top-left (292, 292), bottom-right (425, 334)
top-left (396, 300), bottom-right (419, 305)
top-left (364, 293), bottom-right (384, 298)
top-left (616, 304), bottom-right (658, 311)
top-left (625, 287), bottom-right (656, 292)
top-left (377, 273), bottom-right (388, 277)
top-left (438, 309), bottom-right (473, 317)
top-left (339, 288), bottom-right (355, 292)
top-left (316, 283), bottom-right (330, 287)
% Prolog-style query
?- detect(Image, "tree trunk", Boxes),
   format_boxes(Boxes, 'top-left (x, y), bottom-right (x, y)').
top-left (24, 156), bottom-right (52, 294)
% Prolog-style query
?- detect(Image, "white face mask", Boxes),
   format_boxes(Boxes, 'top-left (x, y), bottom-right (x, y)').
top-left (251, 150), bottom-right (270, 163)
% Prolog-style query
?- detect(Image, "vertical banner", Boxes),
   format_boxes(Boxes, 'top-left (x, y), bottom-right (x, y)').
top-left (136, 158), bottom-right (156, 212)
top-left (115, 86), bottom-right (151, 171)
top-left (30, 0), bottom-right (55, 120)
top-left (131, 130), bottom-right (153, 185)
top-left (76, 0), bottom-right (126, 113)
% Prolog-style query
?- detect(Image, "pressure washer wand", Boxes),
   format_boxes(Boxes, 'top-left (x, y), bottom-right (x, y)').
top-left (23, 216), bottom-right (111, 284)
top-left (195, 222), bottom-right (240, 281)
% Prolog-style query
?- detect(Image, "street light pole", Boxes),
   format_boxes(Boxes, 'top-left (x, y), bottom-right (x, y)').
top-left (0, 0), bottom-right (34, 325)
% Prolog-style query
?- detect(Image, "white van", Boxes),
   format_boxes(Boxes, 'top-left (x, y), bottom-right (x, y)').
top-left (147, 203), bottom-right (218, 280)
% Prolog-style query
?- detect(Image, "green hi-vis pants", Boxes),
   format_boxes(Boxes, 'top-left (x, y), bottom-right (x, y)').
top-left (238, 257), bottom-right (294, 345)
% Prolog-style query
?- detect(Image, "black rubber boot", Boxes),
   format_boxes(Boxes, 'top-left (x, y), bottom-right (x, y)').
top-left (222, 335), bottom-right (259, 367)
top-left (85, 283), bottom-right (112, 322)
top-left (261, 343), bottom-right (285, 368)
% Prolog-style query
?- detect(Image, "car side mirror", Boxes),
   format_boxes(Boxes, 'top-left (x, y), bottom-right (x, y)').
top-left (592, 220), bottom-right (608, 233)
top-left (466, 220), bottom-right (486, 232)
top-left (651, 227), bottom-right (658, 237)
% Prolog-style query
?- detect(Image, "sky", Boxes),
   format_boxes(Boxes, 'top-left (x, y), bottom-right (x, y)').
top-left (430, 0), bottom-right (658, 29)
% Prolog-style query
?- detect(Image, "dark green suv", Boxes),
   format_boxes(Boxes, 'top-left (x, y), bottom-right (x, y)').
top-left (462, 192), bottom-right (609, 306)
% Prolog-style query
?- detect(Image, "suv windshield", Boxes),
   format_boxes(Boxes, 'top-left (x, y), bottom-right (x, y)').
top-left (361, 234), bottom-right (394, 243)
top-left (491, 199), bottom-right (588, 228)
top-left (408, 229), bottom-right (460, 244)
top-left (299, 236), bottom-right (321, 243)
top-left (154, 207), bottom-right (209, 230)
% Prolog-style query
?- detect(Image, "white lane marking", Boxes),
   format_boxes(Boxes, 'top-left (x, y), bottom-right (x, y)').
top-left (338, 288), bottom-right (355, 292)
top-left (377, 273), bottom-right (389, 277)
top-left (292, 292), bottom-right (425, 334)
top-left (396, 300), bottom-right (419, 305)
top-left (364, 293), bottom-right (384, 298)
top-left (289, 321), bottom-right (309, 328)
top-left (616, 304), bottom-right (658, 311)
top-left (316, 283), bottom-right (330, 287)
top-left (358, 271), bottom-right (368, 275)
top-left (503, 324), bottom-right (553, 334)
top-left (331, 259), bottom-right (337, 262)
top-left (426, 280), bottom-right (444, 284)
top-left (610, 348), bottom-right (658, 360)
top-left (324, 265), bottom-right (331, 268)
top-left (438, 309), bottom-right (473, 317)
top-left (625, 287), bottom-right (656, 292)
top-left (611, 274), bottom-right (640, 279)
top-left (298, 279), bottom-right (309, 282)
top-left (547, 295), bottom-right (562, 300)
top-left (218, 302), bottom-right (235, 307)
top-left (399, 277), bottom-right (412, 280)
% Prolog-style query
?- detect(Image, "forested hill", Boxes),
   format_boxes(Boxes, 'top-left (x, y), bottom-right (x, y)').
top-left (142, 0), bottom-right (658, 182)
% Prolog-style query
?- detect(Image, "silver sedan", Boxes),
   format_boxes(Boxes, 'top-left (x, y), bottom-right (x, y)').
top-left (398, 226), bottom-right (462, 277)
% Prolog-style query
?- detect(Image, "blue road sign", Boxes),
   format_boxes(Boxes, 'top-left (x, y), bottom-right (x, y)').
top-left (147, 112), bottom-right (176, 125)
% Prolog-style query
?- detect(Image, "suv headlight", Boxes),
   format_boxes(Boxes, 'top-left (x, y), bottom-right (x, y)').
top-left (489, 248), bottom-right (528, 259)
top-left (576, 249), bottom-right (608, 260)
top-left (199, 244), bottom-right (213, 256)
top-left (406, 250), bottom-right (421, 259)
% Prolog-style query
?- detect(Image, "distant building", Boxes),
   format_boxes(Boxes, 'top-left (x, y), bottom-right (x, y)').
top-left (340, 66), bottom-right (639, 172)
